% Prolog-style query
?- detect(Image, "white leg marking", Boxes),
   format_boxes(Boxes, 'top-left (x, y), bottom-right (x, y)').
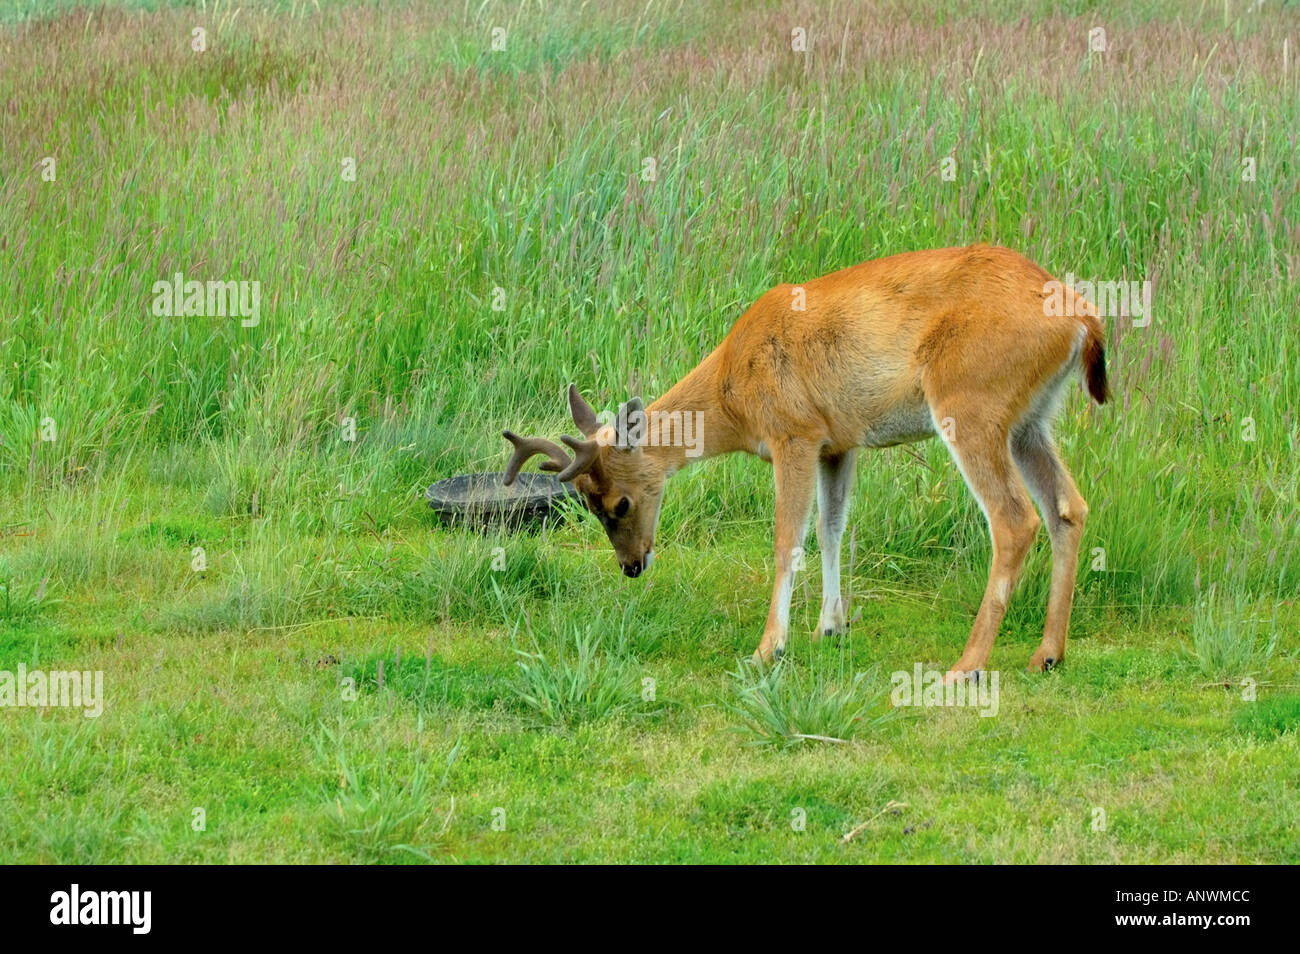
top-left (775, 511), bottom-right (813, 644)
top-left (775, 564), bottom-right (795, 632)
top-left (816, 451), bottom-right (856, 635)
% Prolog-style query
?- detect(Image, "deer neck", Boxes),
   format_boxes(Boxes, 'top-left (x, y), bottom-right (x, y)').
top-left (643, 352), bottom-right (744, 476)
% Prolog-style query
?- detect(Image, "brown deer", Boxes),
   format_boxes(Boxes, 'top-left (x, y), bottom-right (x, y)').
top-left (503, 245), bottom-right (1108, 679)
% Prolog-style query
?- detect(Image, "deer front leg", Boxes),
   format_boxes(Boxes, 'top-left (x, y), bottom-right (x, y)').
top-left (754, 439), bottom-right (818, 662)
top-left (815, 450), bottom-right (857, 637)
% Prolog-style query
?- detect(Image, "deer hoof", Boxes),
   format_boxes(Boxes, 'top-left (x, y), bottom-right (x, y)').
top-left (816, 601), bottom-right (848, 638)
top-left (1028, 649), bottom-right (1060, 672)
top-left (943, 667), bottom-right (981, 686)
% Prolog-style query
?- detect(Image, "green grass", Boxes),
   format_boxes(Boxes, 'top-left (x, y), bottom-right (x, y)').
top-left (508, 614), bottom-right (654, 728)
top-left (0, 0), bottom-right (1297, 862)
top-left (1184, 584), bottom-right (1279, 685)
top-left (726, 654), bottom-right (898, 747)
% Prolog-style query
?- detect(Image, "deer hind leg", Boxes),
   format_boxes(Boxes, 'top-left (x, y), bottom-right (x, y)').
top-left (939, 424), bottom-right (1041, 681)
top-left (1011, 421), bottom-right (1088, 671)
top-left (753, 438), bottom-right (818, 662)
top-left (815, 449), bottom-right (857, 638)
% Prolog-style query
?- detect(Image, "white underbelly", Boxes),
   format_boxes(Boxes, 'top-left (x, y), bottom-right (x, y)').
top-left (860, 405), bottom-right (936, 448)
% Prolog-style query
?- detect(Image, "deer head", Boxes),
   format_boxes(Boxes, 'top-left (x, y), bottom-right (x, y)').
top-left (503, 384), bottom-right (668, 578)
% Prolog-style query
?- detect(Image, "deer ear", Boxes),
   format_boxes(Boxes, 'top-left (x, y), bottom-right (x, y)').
top-left (615, 396), bottom-right (645, 451)
top-left (568, 384), bottom-right (600, 437)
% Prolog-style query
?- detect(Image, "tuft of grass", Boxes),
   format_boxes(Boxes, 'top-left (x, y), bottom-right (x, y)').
top-left (725, 655), bottom-right (897, 748)
top-left (1183, 585), bottom-right (1278, 685)
top-left (509, 621), bottom-right (647, 728)
top-left (0, 569), bottom-right (53, 623)
top-left (1, 719), bottom-right (130, 863)
top-left (314, 718), bottom-right (459, 864)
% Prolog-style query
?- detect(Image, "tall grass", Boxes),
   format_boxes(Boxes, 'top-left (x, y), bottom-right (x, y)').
top-left (1, 0), bottom-right (1296, 638)
top-left (1184, 584), bottom-right (1279, 685)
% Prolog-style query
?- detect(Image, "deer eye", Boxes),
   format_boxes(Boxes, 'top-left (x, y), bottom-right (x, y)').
top-left (613, 497), bottom-right (631, 519)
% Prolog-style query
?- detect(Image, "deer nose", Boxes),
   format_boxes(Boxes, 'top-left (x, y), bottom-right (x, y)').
top-left (622, 560), bottom-right (642, 578)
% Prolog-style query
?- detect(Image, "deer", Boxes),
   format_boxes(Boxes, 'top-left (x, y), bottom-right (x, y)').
top-left (502, 244), bottom-right (1109, 680)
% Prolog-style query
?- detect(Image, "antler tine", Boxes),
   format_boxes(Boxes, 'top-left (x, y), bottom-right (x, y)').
top-left (557, 434), bottom-right (600, 482)
top-left (502, 430), bottom-right (571, 486)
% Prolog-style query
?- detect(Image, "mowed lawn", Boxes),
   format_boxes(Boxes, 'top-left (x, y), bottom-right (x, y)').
top-left (1, 0), bottom-right (1297, 863)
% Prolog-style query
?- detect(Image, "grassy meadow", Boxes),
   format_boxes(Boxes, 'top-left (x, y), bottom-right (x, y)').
top-left (0, 0), bottom-right (1297, 863)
